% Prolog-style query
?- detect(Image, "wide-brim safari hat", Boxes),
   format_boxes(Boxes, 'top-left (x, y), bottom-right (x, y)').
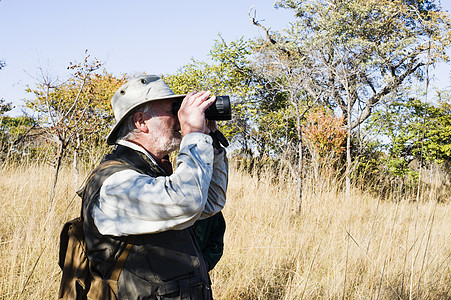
top-left (106, 75), bottom-right (185, 145)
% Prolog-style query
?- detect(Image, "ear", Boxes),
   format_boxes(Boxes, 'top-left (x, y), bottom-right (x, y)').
top-left (133, 112), bottom-right (149, 133)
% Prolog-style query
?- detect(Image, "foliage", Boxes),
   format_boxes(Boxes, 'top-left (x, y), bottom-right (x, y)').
top-left (0, 116), bottom-right (35, 139)
top-left (371, 95), bottom-right (451, 175)
top-left (270, 0), bottom-right (451, 130)
top-left (349, 86), bottom-right (451, 200)
top-left (302, 107), bottom-right (346, 161)
top-left (163, 38), bottom-right (265, 157)
top-left (0, 98), bottom-right (13, 116)
top-left (25, 55), bottom-right (126, 165)
top-left (300, 107), bottom-right (347, 181)
top-left (165, 37), bottom-right (311, 160)
top-left (0, 99), bottom-right (15, 157)
top-left (0, 115), bottom-right (37, 160)
top-left (25, 52), bottom-right (127, 201)
top-left (162, 1), bottom-right (451, 200)
top-left (248, 0), bottom-right (451, 195)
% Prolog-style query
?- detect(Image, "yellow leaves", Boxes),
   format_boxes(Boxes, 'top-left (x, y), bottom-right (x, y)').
top-left (27, 53), bottom-right (128, 145)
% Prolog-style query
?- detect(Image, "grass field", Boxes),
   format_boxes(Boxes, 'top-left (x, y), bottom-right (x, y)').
top-left (0, 162), bottom-right (449, 299)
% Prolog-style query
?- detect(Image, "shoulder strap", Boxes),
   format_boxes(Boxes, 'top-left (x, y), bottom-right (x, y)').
top-left (77, 159), bottom-right (126, 200)
top-left (110, 236), bottom-right (135, 281)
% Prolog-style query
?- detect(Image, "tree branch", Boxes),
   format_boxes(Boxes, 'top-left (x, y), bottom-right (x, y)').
top-left (248, 7), bottom-right (291, 56)
top-left (351, 61), bottom-right (424, 129)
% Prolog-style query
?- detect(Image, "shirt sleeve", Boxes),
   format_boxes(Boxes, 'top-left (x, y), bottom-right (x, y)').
top-left (199, 148), bottom-right (228, 219)
top-left (92, 132), bottom-right (220, 236)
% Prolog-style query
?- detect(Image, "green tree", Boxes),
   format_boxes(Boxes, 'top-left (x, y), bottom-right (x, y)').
top-left (0, 115), bottom-right (39, 161)
top-left (251, 0), bottom-right (451, 196)
top-left (166, 37), bottom-right (306, 164)
top-left (372, 95), bottom-right (451, 176)
top-left (0, 99), bottom-right (15, 157)
top-left (163, 38), bottom-right (265, 159)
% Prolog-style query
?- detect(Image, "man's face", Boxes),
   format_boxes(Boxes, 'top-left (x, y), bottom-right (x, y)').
top-left (144, 99), bottom-right (182, 154)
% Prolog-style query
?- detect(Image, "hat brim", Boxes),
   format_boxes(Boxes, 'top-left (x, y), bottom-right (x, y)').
top-left (106, 94), bottom-right (186, 145)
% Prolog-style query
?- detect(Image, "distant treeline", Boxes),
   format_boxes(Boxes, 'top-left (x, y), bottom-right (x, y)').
top-left (1, 0), bottom-right (450, 202)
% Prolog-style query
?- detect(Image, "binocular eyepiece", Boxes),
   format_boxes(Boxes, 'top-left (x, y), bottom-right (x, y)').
top-left (172, 96), bottom-right (232, 121)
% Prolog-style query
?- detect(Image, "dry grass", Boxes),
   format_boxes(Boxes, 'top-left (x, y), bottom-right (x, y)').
top-left (0, 163), bottom-right (85, 299)
top-left (0, 162), bottom-right (449, 299)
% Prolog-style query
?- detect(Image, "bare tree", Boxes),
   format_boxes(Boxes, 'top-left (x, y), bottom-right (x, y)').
top-left (27, 52), bottom-right (102, 204)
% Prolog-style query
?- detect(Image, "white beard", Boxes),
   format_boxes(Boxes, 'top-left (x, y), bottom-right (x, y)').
top-left (149, 118), bottom-right (181, 154)
top-left (160, 135), bottom-right (181, 154)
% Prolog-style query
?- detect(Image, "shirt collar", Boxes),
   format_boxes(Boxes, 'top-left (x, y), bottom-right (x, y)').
top-left (117, 140), bottom-right (160, 168)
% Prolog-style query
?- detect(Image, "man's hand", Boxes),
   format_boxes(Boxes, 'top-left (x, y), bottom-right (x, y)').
top-left (178, 91), bottom-right (216, 136)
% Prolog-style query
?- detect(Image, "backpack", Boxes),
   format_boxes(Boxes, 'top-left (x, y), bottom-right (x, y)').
top-left (58, 160), bottom-right (135, 300)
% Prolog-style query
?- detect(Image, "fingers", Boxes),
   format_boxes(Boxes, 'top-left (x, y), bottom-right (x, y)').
top-left (182, 91), bottom-right (215, 112)
top-left (178, 90), bottom-right (216, 135)
top-left (200, 95), bottom-right (216, 111)
top-left (179, 91), bottom-right (197, 110)
top-left (194, 91), bottom-right (211, 106)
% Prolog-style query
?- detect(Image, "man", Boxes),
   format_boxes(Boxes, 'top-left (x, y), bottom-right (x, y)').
top-left (81, 75), bottom-right (228, 299)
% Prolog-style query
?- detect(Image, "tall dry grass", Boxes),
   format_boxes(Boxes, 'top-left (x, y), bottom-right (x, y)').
top-left (0, 163), bottom-right (80, 299)
top-left (0, 162), bottom-right (449, 299)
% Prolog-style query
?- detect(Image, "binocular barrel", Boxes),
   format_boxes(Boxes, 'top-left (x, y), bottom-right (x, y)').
top-left (172, 96), bottom-right (232, 121)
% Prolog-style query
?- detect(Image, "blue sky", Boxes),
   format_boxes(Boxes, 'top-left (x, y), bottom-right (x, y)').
top-left (0, 0), bottom-right (293, 114)
top-left (0, 0), bottom-right (450, 116)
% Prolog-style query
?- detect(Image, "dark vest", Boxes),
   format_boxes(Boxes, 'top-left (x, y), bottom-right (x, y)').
top-left (82, 145), bottom-right (212, 299)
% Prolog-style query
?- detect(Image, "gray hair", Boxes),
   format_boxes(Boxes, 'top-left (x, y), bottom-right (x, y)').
top-left (115, 102), bottom-right (155, 142)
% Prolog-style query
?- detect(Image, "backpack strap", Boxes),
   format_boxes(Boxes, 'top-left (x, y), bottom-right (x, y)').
top-left (110, 236), bottom-right (135, 281)
top-left (77, 159), bottom-right (127, 200)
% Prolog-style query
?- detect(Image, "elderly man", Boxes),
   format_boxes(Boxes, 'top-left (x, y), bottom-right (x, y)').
top-left (81, 75), bottom-right (228, 299)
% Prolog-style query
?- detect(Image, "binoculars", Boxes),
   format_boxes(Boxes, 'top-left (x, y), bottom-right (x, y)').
top-left (172, 96), bottom-right (232, 121)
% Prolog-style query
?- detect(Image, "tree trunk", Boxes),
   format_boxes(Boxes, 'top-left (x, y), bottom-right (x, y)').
top-left (345, 103), bottom-right (352, 199)
top-left (297, 111), bottom-right (303, 214)
top-left (73, 132), bottom-right (80, 191)
top-left (49, 140), bottom-right (65, 204)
